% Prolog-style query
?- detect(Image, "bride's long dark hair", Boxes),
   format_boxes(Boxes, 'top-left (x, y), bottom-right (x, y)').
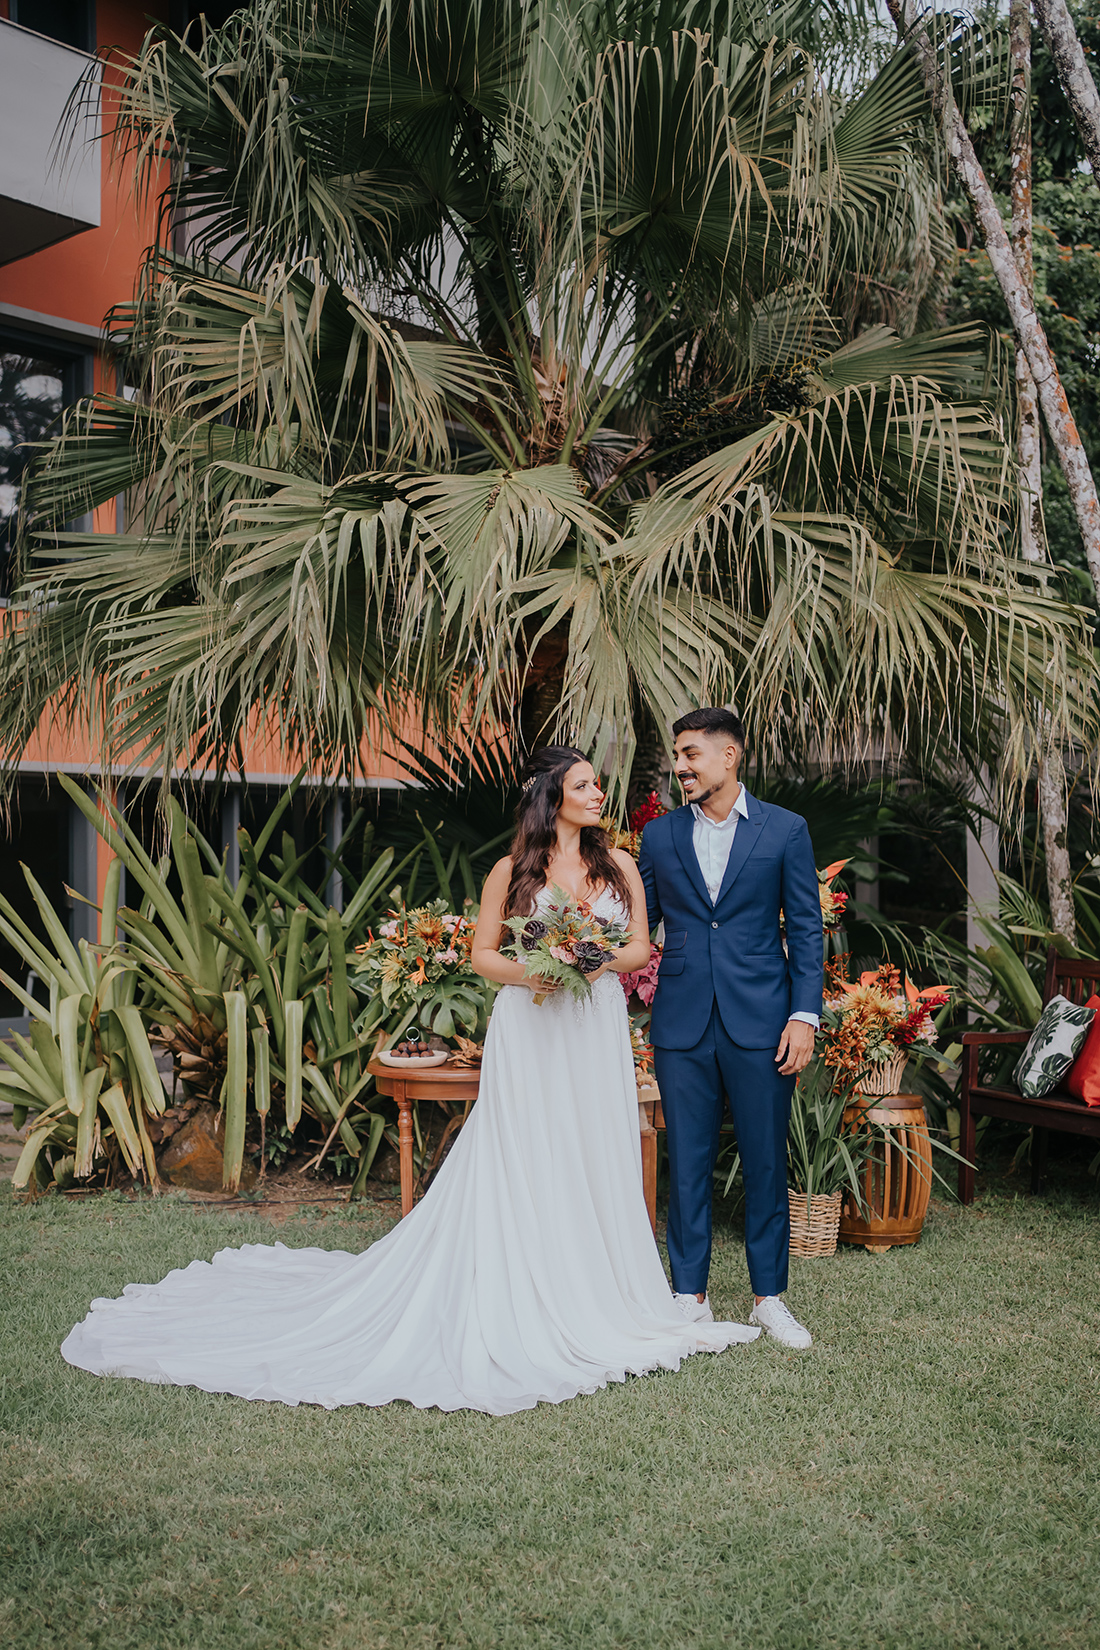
top-left (503, 746), bottom-right (633, 919)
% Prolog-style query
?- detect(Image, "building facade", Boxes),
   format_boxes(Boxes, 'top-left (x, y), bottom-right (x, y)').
top-left (0, 1), bottom-right (408, 1035)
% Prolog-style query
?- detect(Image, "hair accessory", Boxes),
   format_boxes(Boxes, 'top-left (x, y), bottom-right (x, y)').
top-left (521, 776), bottom-right (537, 794)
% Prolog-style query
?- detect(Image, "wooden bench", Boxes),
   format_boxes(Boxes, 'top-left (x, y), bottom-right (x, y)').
top-left (959, 947), bottom-right (1100, 1203)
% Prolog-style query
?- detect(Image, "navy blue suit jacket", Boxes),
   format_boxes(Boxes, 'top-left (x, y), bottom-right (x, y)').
top-left (637, 793), bottom-right (824, 1051)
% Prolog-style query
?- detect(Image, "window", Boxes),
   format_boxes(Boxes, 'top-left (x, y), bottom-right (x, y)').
top-left (0, 332), bottom-right (91, 598)
top-left (9, 1), bottom-right (95, 53)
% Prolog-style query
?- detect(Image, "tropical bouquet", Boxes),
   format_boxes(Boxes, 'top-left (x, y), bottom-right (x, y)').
top-left (821, 959), bottom-right (949, 1088)
top-left (503, 886), bottom-right (630, 1005)
top-left (351, 900), bottom-right (491, 1043)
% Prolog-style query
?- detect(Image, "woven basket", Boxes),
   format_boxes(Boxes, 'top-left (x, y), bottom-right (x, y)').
top-left (788, 1188), bottom-right (843, 1258)
top-left (858, 1054), bottom-right (909, 1098)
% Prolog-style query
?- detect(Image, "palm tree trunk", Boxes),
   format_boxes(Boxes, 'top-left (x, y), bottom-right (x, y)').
top-left (1011, 0), bottom-right (1079, 945)
top-left (887, 0), bottom-right (1100, 601)
top-left (1031, 0), bottom-right (1100, 189)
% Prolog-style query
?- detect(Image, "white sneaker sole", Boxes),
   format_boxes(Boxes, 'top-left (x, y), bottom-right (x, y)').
top-left (749, 1316), bottom-right (812, 1351)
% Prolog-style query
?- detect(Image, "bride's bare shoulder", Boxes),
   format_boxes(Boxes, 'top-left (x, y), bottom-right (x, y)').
top-left (609, 847), bottom-right (641, 874)
top-left (482, 856), bottom-right (514, 893)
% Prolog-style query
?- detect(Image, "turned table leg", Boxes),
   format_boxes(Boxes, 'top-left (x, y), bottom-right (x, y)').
top-left (639, 1097), bottom-right (657, 1237)
top-left (396, 1085), bottom-right (415, 1217)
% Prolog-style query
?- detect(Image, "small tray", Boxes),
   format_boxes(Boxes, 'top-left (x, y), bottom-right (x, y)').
top-left (376, 1049), bottom-right (450, 1069)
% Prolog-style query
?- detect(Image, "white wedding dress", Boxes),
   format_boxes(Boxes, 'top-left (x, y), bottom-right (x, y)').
top-left (62, 889), bottom-right (759, 1415)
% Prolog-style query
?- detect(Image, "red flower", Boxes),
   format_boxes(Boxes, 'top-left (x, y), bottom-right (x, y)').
top-left (628, 791), bottom-right (665, 834)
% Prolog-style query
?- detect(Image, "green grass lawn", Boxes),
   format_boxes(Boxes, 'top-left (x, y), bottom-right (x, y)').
top-left (2, 1169), bottom-right (1099, 1650)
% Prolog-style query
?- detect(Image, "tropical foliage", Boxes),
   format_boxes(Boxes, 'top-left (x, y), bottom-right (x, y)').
top-left (2, 776), bottom-right (500, 1194)
top-left (0, 0), bottom-right (1094, 799)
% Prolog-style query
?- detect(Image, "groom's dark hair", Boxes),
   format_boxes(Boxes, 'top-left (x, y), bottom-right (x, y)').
top-left (672, 707), bottom-right (746, 749)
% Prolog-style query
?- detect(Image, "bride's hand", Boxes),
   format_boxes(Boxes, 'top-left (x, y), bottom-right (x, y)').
top-left (584, 959), bottom-right (616, 985)
top-left (528, 974), bottom-right (560, 993)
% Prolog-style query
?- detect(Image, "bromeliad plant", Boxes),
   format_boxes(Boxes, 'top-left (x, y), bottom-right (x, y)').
top-left (0, 856), bottom-right (166, 1192)
top-left (5, 776), bottom-right (406, 1194)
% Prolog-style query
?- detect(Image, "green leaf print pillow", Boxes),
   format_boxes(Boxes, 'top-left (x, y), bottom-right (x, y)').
top-left (1014, 995), bottom-right (1098, 1098)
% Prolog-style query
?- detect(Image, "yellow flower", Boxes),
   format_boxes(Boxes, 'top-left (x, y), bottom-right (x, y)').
top-left (412, 913), bottom-right (446, 947)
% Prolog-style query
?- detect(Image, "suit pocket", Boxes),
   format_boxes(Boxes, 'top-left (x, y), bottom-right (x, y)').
top-left (663, 931), bottom-right (687, 951)
top-left (658, 957), bottom-right (685, 975)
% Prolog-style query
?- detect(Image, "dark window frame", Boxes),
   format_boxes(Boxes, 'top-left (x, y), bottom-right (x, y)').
top-left (9, 0), bottom-right (96, 54)
top-left (0, 322), bottom-right (94, 600)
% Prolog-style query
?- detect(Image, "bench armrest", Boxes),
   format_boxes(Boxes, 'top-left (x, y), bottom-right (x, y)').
top-left (960, 1030), bottom-right (1029, 1046)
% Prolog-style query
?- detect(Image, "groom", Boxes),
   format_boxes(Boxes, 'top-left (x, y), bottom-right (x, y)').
top-left (637, 708), bottom-right (824, 1350)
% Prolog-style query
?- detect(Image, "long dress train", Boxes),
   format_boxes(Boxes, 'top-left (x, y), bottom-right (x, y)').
top-left (61, 890), bottom-right (759, 1415)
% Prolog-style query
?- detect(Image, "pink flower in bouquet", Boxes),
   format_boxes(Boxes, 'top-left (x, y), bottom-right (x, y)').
top-left (620, 943), bottom-right (662, 1006)
top-left (549, 945), bottom-right (576, 964)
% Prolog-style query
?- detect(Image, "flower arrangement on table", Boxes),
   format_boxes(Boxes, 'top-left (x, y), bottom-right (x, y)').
top-left (821, 958), bottom-right (949, 1093)
top-left (350, 900), bottom-right (494, 1046)
top-left (504, 887), bottom-right (630, 1005)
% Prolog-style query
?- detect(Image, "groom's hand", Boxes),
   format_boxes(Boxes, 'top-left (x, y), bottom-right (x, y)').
top-left (776, 1020), bottom-right (815, 1076)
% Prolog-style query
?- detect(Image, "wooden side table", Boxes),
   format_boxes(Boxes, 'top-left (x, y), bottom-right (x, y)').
top-left (367, 1059), bottom-right (481, 1217)
top-left (369, 1058), bottom-right (665, 1235)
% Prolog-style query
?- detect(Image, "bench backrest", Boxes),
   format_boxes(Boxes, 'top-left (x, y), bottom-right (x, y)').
top-left (1043, 946), bottom-right (1100, 1006)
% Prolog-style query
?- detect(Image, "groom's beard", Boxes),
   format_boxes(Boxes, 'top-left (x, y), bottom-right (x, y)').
top-left (676, 778), bottom-right (717, 807)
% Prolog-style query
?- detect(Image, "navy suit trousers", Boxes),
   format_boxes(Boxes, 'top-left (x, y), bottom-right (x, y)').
top-left (654, 1002), bottom-right (794, 1298)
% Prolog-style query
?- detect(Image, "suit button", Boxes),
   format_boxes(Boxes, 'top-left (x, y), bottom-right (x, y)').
top-left (711, 922), bottom-right (718, 929)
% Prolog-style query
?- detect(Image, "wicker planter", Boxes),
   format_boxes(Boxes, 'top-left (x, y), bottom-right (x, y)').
top-left (858, 1054), bottom-right (909, 1097)
top-left (788, 1188), bottom-right (843, 1257)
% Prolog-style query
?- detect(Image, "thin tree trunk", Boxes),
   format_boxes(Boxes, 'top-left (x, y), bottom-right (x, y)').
top-left (1010, 1), bottom-right (1045, 564)
top-left (1038, 743), bottom-right (1078, 941)
top-left (1011, 0), bottom-right (1079, 943)
top-left (887, 0), bottom-right (1100, 600)
top-left (1032, 0), bottom-right (1100, 190)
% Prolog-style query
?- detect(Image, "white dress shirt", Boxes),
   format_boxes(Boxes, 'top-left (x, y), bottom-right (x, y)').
top-left (691, 792), bottom-right (820, 1029)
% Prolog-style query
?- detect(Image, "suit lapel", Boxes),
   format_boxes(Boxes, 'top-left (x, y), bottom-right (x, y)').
top-left (713, 788), bottom-right (766, 907)
top-left (671, 804), bottom-right (712, 908)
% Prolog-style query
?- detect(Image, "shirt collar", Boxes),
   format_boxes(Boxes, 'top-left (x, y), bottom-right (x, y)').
top-left (692, 787), bottom-right (748, 830)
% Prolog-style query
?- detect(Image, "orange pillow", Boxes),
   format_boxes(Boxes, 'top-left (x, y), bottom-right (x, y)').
top-left (1065, 995), bottom-right (1100, 1106)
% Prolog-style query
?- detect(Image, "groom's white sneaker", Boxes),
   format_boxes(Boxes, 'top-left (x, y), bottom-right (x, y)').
top-left (749, 1296), bottom-right (812, 1350)
top-left (673, 1292), bottom-right (714, 1324)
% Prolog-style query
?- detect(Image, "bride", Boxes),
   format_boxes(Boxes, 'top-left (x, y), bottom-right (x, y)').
top-left (61, 746), bottom-right (759, 1415)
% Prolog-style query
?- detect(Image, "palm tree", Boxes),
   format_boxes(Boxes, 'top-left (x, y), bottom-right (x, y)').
top-left (0, 0), bottom-right (1094, 800)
